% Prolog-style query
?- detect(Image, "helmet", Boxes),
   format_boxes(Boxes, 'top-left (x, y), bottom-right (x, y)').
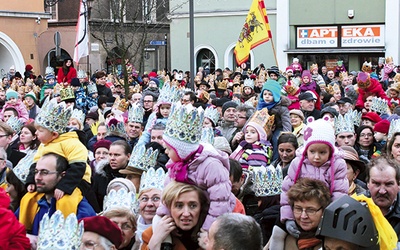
top-left (316, 195), bottom-right (379, 250)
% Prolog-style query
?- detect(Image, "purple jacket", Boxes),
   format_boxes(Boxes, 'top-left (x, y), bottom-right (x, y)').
top-left (157, 143), bottom-right (236, 230)
top-left (280, 148), bottom-right (349, 222)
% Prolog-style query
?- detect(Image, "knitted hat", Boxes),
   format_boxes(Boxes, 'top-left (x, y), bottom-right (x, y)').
top-left (213, 136), bottom-right (232, 154)
top-left (93, 139), bottom-right (112, 154)
top-left (70, 78), bottom-right (81, 87)
top-left (261, 79), bottom-right (281, 103)
top-left (245, 122), bottom-right (267, 141)
top-left (163, 135), bottom-right (199, 160)
top-left (81, 216), bottom-right (123, 248)
top-left (45, 73), bottom-right (55, 81)
top-left (25, 64), bottom-right (33, 71)
top-left (302, 70), bottom-right (312, 80)
top-left (289, 109), bottom-right (304, 120)
top-left (25, 91), bottom-right (37, 102)
top-left (86, 111), bottom-right (99, 121)
top-left (373, 119), bottom-right (390, 134)
top-left (222, 101), bottom-right (238, 115)
top-left (362, 112), bottom-right (382, 124)
top-left (303, 119), bottom-right (336, 154)
top-left (6, 89), bottom-right (18, 100)
top-left (106, 177), bottom-right (136, 194)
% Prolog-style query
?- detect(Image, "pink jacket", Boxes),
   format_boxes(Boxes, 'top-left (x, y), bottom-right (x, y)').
top-left (0, 99), bottom-right (29, 123)
top-left (157, 143), bottom-right (236, 230)
top-left (280, 149), bottom-right (348, 222)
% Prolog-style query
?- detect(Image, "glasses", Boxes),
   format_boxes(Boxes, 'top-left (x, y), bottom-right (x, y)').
top-left (139, 196), bottom-right (161, 203)
top-left (360, 133), bottom-right (373, 138)
top-left (0, 134), bottom-right (9, 138)
top-left (34, 169), bottom-right (58, 176)
top-left (114, 222), bottom-right (133, 231)
top-left (181, 99), bottom-right (190, 103)
top-left (293, 206), bottom-right (322, 216)
top-left (81, 241), bottom-right (99, 250)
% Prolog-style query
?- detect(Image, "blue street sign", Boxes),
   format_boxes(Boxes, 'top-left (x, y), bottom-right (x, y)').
top-left (149, 40), bottom-right (166, 46)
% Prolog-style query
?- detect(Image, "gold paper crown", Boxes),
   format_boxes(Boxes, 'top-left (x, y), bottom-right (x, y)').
top-left (386, 56), bottom-right (393, 64)
top-left (284, 82), bottom-right (299, 96)
top-left (112, 96), bottom-right (129, 112)
top-left (129, 84), bottom-right (141, 93)
top-left (394, 73), bottom-right (400, 84)
top-left (339, 72), bottom-right (349, 82)
top-left (333, 83), bottom-right (341, 93)
top-left (248, 108), bottom-right (275, 136)
top-left (362, 61), bottom-right (372, 73)
top-left (216, 79), bottom-right (228, 90)
top-left (251, 165), bottom-right (283, 197)
top-left (223, 72), bottom-right (230, 79)
top-left (60, 87), bottom-right (75, 101)
top-left (310, 63), bottom-right (318, 72)
top-left (233, 85), bottom-right (242, 95)
top-left (326, 84), bottom-right (334, 95)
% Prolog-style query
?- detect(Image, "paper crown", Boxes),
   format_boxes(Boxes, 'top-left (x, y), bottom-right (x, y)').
top-left (361, 62), bottom-right (372, 73)
top-left (70, 109), bottom-right (85, 126)
top-left (243, 79), bottom-right (254, 89)
top-left (139, 167), bottom-right (166, 193)
top-left (370, 97), bottom-right (388, 114)
top-left (103, 189), bottom-right (138, 214)
top-left (339, 72), bottom-right (349, 82)
top-left (386, 56), bottom-right (393, 64)
top-left (77, 70), bottom-right (86, 79)
top-left (37, 211), bottom-right (84, 250)
top-left (233, 85), bottom-right (242, 95)
top-left (13, 151), bottom-right (35, 183)
top-left (164, 103), bottom-right (204, 144)
top-left (310, 63), bottom-right (318, 72)
top-left (128, 144), bottom-right (159, 171)
top-left (87, 83), bottom-right (97, 94)
top-left (251, 165), bottom-right (283, 197)
top-left (129, 84), bottom-right (141, 94)
top-left (128, 104), bottom-right (144, 124)
top-left (6, 115), bottom-right (23, 134)
top-left (247, 108), bottom-right (275, 136)
top-left (388, 119), bottom-right (400, 140)
top-left (45, 66), bottom-right (54, 75)
top-left (200, 127), bottom-right (215, 145)
top-left (204, 106), bottom-right (219, 127)
top-left (357, 72), bottom-right (371, 89)
top-left (334, 110), bottom-right (361, 135)
top-left (157, 84), bottom-right (181, 105)
top-left (35, 98), bottom-right (72, 134)
top-left (284, 81), bottom-right (299, 96)
top-left (112, 96), bottom-right (129, 112)
top-left (106, 118), bottom-right (126, 137)
top-left (60, 87), bottom-right (75, 101)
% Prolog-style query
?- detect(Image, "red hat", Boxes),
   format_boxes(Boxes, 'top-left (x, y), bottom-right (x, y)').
top-left (373, 119), bottom-right (390, 134)
top-left (148, 71), bottom-right (157, 78)
top-left (362, 112), bottom-right (382, 124)
top-left (93, 139), bottom-right (112, 154)
top-left (81, 216), bottom-right (123, 248)
top-left (25, 64), bottom-right (33, 71)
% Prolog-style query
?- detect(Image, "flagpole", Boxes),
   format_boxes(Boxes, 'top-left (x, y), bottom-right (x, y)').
top-left (265, 7), bottom-right (278, 68)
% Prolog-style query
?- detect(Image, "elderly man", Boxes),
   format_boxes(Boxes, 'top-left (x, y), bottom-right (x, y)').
top-left (337, 97), bottom-right (353, 115)
top-left (367, 157), bottom-right (400, 240)
top-left (206, 213), bottom-right (262, 250)
top-left (216, 101), bottom-right (238, 143)
top-left (299, 91), bottom-right (320, 120)
top-left (17, 153), bottom-right (96, 236)
top-left (231, 104), bottom-right (255, 150)
top-left (80, 216), bottom-right (123, 250)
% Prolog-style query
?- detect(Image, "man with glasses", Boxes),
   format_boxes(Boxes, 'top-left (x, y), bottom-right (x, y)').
top-left (142, 94), bottom-right (157, 126)
top-left (231, 104), bottom-right (255, 151)
top-left (17, 153), bottom-right (96, 236)
top-left (181, 91), bottom-right (196, 106)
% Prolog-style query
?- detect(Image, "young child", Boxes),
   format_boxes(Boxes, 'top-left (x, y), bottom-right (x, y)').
top-left (230, 108), bottom-right (273, 169)
top-left (299, 70), bottom-right (320, 94)
top-left (373, 119), bottom-right (390, 157)
top-left (21, 98), bottom-right (91, 222)
top-left (271, 118), bottom-right (348, 249)
top-left (257, 79), bottom-right (291, 161)
top-left (86, 83), bottom-right (98, 110)
top-left (0, 89), bottom-right (29, 123)
top-left (155, 102), bottom-right (237, 245)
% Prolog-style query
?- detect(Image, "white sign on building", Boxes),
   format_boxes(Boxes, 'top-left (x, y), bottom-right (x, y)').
top-left (297, 26), bottom-right (338, 48)
top-left (341, 24), bottom-right (385, 47)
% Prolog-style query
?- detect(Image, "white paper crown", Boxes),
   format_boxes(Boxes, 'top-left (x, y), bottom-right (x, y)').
top-left (45, 66), bottom-right (55, 75)
top-left (334, 112), bottom-right (356, 135)
top-left (35, 98), bottom-right (72, 134)
top-left (103, 189), bottom-right (138, 214)
top-left (70, 109), bottom-right (85, 127)
top-left (13, 151), bottom-right (35, 184)
top-left (106, 118), bottom-right (126, 137)
top-left (243, 78), bottom-right (254, 89)
top-left (37, 210), bottom-right (84, 250)
top-left (251, 165), bottom-right (283, 197)
top-left (164, 103), bottom-right (204, 144)
top-left (77, 70), bottom-right (86, 79)
top-left (157, 84), bottom-right (181, 105)
top-left (388, 119), bottom-right (400, 140)
top-left (87, 83), bottom-right (97, 94)
top-left (370, 97), bottom-right (389, 114)
top-left (128, 104), bottom-right (144, 124)
top-left (6, 115), bottom-right (23, 134)
top-left (139, 167), bottom-right (166, 193)
top-left (204, 106), bottom-right (219, 126)
top-left (200, 127), bottom-right (215, 145)
top-left (349, 110), bottom-right (362, 127)
top-left (128, 144), bottom-right (159, 171)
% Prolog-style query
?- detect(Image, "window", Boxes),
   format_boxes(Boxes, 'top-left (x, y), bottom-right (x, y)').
top-left (45, 4), bottom-right (58, 21)
top-left (197, 49), bottom-right (216, 74)
top-left (110, 0), bottom-right (126, 23)
top-left (143, 0), bottom-right (156, 24)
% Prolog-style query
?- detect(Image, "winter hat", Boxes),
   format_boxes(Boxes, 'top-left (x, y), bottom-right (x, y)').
top-left (321, 106), bottom-right (339, 118)
top-left (261, 79), bottom-right (281, 103)
top-left (45, 73), bottom-right (55, 81)
top-left (289, 109), bottom-right (304, 120)
top-left (245, 122), bottom-right (267, 141)
top-left (81, 216), bottom-right (123, 248)
top-left (86, 111), bottom-right (99, 121)
top-left (148, 71), bottom-right (157, 78)
top-left (302, 119), bottom-right (336, 153)
top-left (25, 64), bottom-right (33, 72)
top-left (6, 89), bottom-right (18, 100)
top-left (362, 112), bottom-right (382, 124)
top-left (106, 177), bottom-right (136, 194)
top-left (25, 91), bottom-right (37, 102)
top-left (373, 119), bottom-right (390, 134)
top-left (70, 78), bottom-right (81, 87)
top-left (302, 70), bottom-right (312, 80)
top-left (222, 101), bottom-right (238, 115)
top-left (93, 139), bottom-right (112, 154)
top-left (213, 136), bottom-right (232, 154)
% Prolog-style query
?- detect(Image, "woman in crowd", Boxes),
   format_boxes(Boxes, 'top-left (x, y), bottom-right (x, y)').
top-left (387, 131), bottom-right (400, 164)
top-left (270, 133), bottom-right (298, 177)
top-left (341, 146), bottom-right (367, 195)
top-left (90, 139), bottom-right (112, 171)
top-left (18, 123), bottom-right (40, 154)
top-left (57, 57), bottom-right (77, 85)
top-left (288, 110), bottom-right (305, 147)
top-left (104, 209), bottom-right (137, 250)
top-left (266, 178), bottom-right (331, 250)
top-left (141, 181), bottom-right (208, 250)
top-left (354, 125), bottom-right (377, 164)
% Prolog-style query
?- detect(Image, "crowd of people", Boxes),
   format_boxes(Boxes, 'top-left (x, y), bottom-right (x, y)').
top-left (0, 56), bottom-right (400, 249)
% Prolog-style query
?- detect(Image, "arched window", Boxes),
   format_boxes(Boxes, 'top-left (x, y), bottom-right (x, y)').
top-left (196, 49), bottom-right (215, 73)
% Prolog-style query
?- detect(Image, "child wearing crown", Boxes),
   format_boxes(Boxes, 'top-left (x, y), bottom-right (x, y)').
top-left (269, 118), bottom-right (348, 249)
top-left (154, 102), bottom-right (237, 247)
top-left (22, 98), bottom-right (92, 219)
top-left (230, 108), bottom-right (273, 169)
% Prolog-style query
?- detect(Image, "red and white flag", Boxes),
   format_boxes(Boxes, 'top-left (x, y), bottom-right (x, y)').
top-left (73, 0), bottom-right (89, 64)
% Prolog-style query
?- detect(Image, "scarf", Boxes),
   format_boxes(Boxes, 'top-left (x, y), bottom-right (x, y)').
top-left (257, 98), bottom-right (277, 110)
top-left (136, 215), bottom-right (151, 243)
top-left (297, 237), bottom-right (321, 250)
top-left (166, 145), bottom-right (204, 184)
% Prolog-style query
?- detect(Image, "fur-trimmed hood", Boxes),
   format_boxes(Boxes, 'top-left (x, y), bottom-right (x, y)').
top-left (94, 159), bottom-right (110, 177)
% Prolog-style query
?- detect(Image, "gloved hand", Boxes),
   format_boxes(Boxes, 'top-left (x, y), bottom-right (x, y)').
top-left (285, 220), bottom-right (300, 238)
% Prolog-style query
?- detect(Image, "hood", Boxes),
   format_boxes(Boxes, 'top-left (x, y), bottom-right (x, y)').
top-left (95, 159), bottom-right (110, 177)
top-left (280, 95), bottom-right (292, 107)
